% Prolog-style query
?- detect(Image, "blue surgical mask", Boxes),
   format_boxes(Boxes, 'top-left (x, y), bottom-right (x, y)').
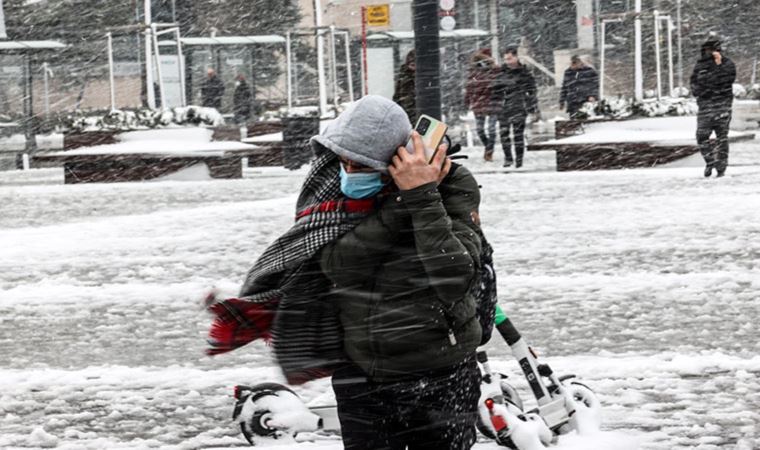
top-left (339, 165), bottom-right (385, 199)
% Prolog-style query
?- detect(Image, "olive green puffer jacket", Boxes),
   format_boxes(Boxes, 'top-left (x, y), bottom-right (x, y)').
top-left (319, 164), bottom-right (483, 381)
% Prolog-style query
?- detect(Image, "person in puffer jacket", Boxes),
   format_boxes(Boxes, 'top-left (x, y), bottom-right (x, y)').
top-left (314, 95), bottom-right (483, 450)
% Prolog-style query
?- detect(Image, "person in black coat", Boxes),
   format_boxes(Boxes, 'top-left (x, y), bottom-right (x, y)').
top-left (559, 55), bottom-right (599, 118)
top-left (492, 46), bottom-right (539, 168)
top-left (690, 37), bottom-right (736, 177)
top-left (233, 74), bottom-right (253, 124)
top-left (201, 68), bottom-right (225, 110)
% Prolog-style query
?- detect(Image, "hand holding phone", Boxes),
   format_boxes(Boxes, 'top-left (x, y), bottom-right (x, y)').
top-left (406, 115), bottom-right (449, 163)
top-left (390, 131), bottom-right (451, 191)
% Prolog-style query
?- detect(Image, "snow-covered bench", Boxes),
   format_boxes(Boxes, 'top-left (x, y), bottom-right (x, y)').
top-left (530, 117), bottom-right (755, 171)
top-left (33, 128), bottom-right (271, 183)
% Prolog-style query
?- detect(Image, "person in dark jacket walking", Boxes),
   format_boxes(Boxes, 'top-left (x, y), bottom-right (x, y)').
top-left (465, 49), bottom-right (500, 161)
top-left (314, 95), bottom-right (483, 450)
top-left (492, 46), bottom-right (539, 168)
top-left (559, 55), bottom-right (599, 118)
top-left (690, 37), bottom-right (736, 177)
top-left (201, 68), bottom-right (225, 110)
top-left (232, 74), bottom-right (253, 124)
top-left (393, 50), bottom-right (417, 124)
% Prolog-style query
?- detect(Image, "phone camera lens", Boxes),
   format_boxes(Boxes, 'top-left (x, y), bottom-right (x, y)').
top-left (418, 118), bottom-right (430, 134)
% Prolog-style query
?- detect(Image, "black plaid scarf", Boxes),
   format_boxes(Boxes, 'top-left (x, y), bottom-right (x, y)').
top-left (207, 146), bottom-right (375, 384)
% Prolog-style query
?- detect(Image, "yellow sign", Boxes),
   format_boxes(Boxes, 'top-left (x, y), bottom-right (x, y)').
top-left (366, 4), bottom-right (390, 27)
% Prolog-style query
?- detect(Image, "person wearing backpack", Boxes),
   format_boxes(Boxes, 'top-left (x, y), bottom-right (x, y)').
top-left (206, 95), bottom-right (496, 450)
top-left (316, 96), bottom-right (484, 449)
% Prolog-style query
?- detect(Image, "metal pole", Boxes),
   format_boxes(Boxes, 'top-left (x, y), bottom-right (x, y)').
top-left (314, 0), bottom-right (328, 116)
top-left (653, 10), bottom-right (662, 99)
top-left (286, 31), bottom-right (293, 109)
top-left (23, 54), bottom-right (36, 153)
top-left (107, 32), bottom-right (116, 111)
top-left (474, 0), bottom-right (480, 29)
top-left (667, 18), bottom-right (674, 97)
top-left (152, 23), bottom-right (167, 109)
top-left (634, 0), bottom-right (643, 101)
top-left (171, 0), bottom-right (177, 23)
top-left (413, 0), bottom-right (442, 120)
top-left (176, 28), bottom-right (186, 106)
top-left (676, 0), bottom-right (683, 89)
top-left (144, 0), bottom-right (156, 109)
top-left (489, 0), bottom-right (499, 64)
top-left (361, 6), bottom-right (368, 96)
top-left (341, 32), bottom-right (355, 102)
top-left (600, 21), bottom-right (606, 100)
top-left (0, 0), bottom-right (7, 39)
top-left (42, 62), bottom-right (50, 116)
top-left (329, 25), bottom-right (339, 108)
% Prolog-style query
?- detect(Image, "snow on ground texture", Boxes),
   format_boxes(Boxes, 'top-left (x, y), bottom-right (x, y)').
top-left (1, 137), bottom-right (760, 449)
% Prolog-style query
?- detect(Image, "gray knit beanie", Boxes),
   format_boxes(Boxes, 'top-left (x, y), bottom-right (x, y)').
top-left (311, 95), bottom-right (412, 173)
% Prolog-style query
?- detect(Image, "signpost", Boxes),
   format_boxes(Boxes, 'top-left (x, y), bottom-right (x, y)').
top-left (366, 4), bottom-right (390, 27)
top-left (361, 4), bottom-right (389, 96)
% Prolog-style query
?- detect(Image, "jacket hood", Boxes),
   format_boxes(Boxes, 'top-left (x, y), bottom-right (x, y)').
top-left (311, 95), bottom-right (412, 173)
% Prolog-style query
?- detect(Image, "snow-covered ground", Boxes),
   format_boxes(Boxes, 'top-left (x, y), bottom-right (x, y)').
top-left (1, 137), bottom-right (760, 449)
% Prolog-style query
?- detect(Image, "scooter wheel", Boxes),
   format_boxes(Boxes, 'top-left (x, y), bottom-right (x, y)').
top-left (568, 381), bottom-right (597, 409)
top-left (565, 381), bottom-right (602, 435)
top-left (236, 383), bottom-right (298, 445)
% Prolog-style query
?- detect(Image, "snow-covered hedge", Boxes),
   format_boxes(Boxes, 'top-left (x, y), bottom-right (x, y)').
top-left (68, 106), bottom-right (225, 132)
top-left (733, 83), bottom-right (760, 100)
top-left (574, 96), bottom-right (699, 120)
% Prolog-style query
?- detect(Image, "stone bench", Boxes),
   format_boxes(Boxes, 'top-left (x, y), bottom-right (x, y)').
top-left (531, 117), bottom-right (756, 171)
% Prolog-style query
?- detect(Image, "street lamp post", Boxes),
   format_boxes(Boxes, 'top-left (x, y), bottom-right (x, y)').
top-left (413, 0), bottom-right (442, 120)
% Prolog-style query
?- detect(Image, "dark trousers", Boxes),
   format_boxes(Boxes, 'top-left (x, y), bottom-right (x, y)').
top-left (696, 106), bottom-right (732, 173)
top-left (566, 102), bottom-right (583, 118)
top-left (499, 114), bottom-right (527, 165)
top-left (331, 357), bottom-right (481, 450)
top-left (475, 114), bottom-right (497, 152)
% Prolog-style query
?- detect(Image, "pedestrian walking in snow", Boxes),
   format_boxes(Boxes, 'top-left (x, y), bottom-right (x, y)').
top-left (465, 49), bottom-right (500, 161)
top-left (201, 68), bottom-right (225, 110)
top-left (317, 96), bottom-right (483, 449)
top-left (232, 74), bottom-right (252, 124)
top-left (690, 37), bottom-right (736, 177)
top-left (493, 46), bottom-right (539, 168)
top-left (393, 50), bottom-right (417, 124)
top-left (207, 95), bottom-right (486, 450)
top-left (559, 55), bottom-right (599, 118)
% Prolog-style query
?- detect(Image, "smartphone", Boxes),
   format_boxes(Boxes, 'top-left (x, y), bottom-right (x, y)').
top-left (407, 114), bottom-right (448, 162)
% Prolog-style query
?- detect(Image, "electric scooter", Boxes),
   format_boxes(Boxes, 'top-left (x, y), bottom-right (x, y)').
top-left (230, 305), bottom-right (601, 448)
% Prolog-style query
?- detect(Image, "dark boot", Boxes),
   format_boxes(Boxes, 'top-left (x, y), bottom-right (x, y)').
top-left (704, 165), bottom-right (713, 178)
